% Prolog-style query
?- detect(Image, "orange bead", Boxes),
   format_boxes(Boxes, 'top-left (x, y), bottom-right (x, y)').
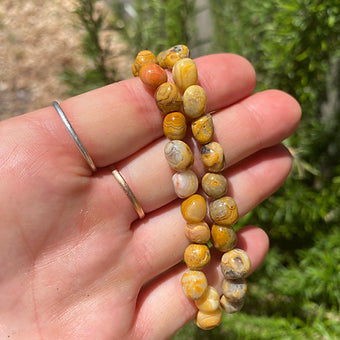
top-left (181, 194), bottom-right (207, 223)
top-left (139, 63), bottom-right (167, 90)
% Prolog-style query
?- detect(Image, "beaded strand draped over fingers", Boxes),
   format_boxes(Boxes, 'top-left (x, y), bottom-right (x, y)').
top-left (132, 45), bottom-right (251, 330)
top-left (0, 50), bottom-right (301, 339)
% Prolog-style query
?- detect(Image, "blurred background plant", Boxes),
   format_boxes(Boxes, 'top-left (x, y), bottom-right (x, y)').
top-left (63, 0), bottom-right (340, 338)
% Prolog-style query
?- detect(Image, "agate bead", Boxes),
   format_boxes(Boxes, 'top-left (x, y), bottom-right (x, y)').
top-left (195, 309), bottom-right (222, 330)
top-left (164, 140), bottom-right (194, 172)
top-left (184, 244), bottom-right (211, 270)
top-left (194, 286), bottom-right (220, 312)
top-left (181, 194), bottom-right (207, 223)
top-left (183, 85), bottom-right (207, 120)
top-left (181, 270), bottom-right (208, 300)
top-left (184, 222), bottom-right (211, 244)
top-left (201, 142), bottom-right (225, 173)
top-left (201, 172), bottom-right (227, 198)
top-left (139, 63), bottom-right (167, 90)
top-left (163, 112), bottom-right (187, 140)
top-left (191, 114), bottom-right (214, 144)
top-left (220, 248), bottom-right (251, 280)
top-left (155, 82), bottom-right (182, 114)
top-left (220, 295), bottom-right (244, 314)
top-left (172, 169), bottom-right (198, 198)
top-left (211, 224), bottom-right (237, 252)
top-left (132, 50), bottom-right (157, 76)
top-left (172, 58), bottom-right (198, 92)
top-left (209, 196), bottom-right (239, 225)
top-left (157, 44), bottom-right (190, 68)
top-left (222, 278), bottom-right (247, 302)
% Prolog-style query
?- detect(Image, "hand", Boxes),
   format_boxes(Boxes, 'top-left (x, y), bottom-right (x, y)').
top-left (0, 54), bottom-right (300, 339)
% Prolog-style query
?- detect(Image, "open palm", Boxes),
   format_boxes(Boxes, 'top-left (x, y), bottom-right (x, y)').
top-left (0, 54), bottom-right (300, 339)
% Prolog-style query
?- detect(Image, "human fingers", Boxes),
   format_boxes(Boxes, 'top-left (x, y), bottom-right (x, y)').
top-left (124, 143), bottom-right (290, 286)
top-left (130, 226), bottom-right (269, 339)
top-left (93, 89), bottom-right (300, 222)
top-left (29, 54), bottom-right (255, 169)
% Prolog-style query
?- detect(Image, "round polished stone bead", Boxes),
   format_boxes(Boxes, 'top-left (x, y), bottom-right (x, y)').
top-left (172, 58), bottom-right (198, 92)
top-left (211, 224), bottom-right (237, 252)
top-left (181, 194), bottom-right (207, 223)
top-left (139, 63), bottom-right (167, 90)
top-left (184, 244), bottom-right (211, 270)
top-left (164, 140), bottom-right (194, 172)
top-left (183, 85), bottom-right (207, 120)
top-left (191, 114), bottom-right (214, 144)
top-left (220, 248), bottom-right (251, 280)
top-left (181, 270), bottom-right (208, 300)
top-left (155, 82), bottom-right (183, 114)
top-left (157, 44), bottom-right (190, 68)
top-left (220, 295), bottom-right (244, 314)
top-left (194, 286), bottom-right (220, 313)
top-left (163, 112), bottom-right (187, 140)
top-left (222, 278), bottom-right (247, 302)
top-left (201, 172), bottom-right (227, 198)
top-left (209, 196), bottom-right (239, 225)
top-left (184, 222), bottom-right (211, 244)
top-left (195, 309), bottom-right (222, 330)
top-left (172, 169), bottom-right (198, 198)
top-left (201, 142), bottom-right (225, 173)
top-left (132, 50), bottom-right (157, 76)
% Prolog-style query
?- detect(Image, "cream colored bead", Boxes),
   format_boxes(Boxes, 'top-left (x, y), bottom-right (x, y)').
top-left (195, 286), bottom-right (220, 312)
top-left (220, 248), bottom-right (251, 280)
top-left (172, 58), bottom-right (198, 92)
top-left (172, 170), bottom-right (198, 198)
top-left (195, 309), bottom-right (222, 330)
top-left (183, 85), bottom-right (207, 119)
top-left (164, 140), bottom-right (194, 172)
top-left (220, 295), bottom-right (244, 314)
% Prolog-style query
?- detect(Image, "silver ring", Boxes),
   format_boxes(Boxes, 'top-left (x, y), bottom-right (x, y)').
top-left (112, 169), bottom-right (145, 219)
top-left (52, 101), bottom-right (97, 172)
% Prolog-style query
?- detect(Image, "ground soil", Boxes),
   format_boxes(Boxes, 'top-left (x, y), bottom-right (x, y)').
top-left (0, 0), bottom-right (131, 121)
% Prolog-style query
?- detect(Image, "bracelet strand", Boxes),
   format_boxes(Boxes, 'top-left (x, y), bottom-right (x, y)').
top-left (132, 45), bottom-right (251, 330)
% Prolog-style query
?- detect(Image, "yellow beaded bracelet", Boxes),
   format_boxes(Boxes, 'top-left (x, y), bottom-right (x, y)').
top-left (132, 45), bottom-right (251, 330)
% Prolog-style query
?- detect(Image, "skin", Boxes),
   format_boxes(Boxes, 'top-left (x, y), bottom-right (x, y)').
top-left (0, 54), bottom-right (301, 339)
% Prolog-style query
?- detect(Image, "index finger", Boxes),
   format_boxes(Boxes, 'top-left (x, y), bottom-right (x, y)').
top-left (36, 54), bottom-right (256, 168)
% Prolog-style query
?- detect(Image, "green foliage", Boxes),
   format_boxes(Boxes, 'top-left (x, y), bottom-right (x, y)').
top-left (110, 0), bottom-right (198, 56)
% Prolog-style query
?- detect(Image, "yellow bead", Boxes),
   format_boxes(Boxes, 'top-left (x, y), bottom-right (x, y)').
top-left (184, 244), bottom-right (210, 270)
top-left (163, 112), bottom-right (187, 140)
top-left (191, 114), bottom-right (214, 144)
top-left (220, 295), bottom-right (244, 314)
top-left (195, 309), bottom-right (222, 330)
top-left (211, 224), bottom-right (237, 252)
top-left (164, 140), bottom-right (194, 172)
top-left (220, 248), bottom-right (251, 280)
top-left (181, 194), bottom-right (207, 223)
top-left (132, 50), bottom-right (157, 76)
top-left (201, 142), bottom-right (225, 173)
top-left (201, 172), bottom-right (227, 198)
top-left (157, 45), bottom-right (190, 68)
top-left (209, 196), bottom-right (239, 225)
top-left (183, 85), bottom-right (207, 120)
top-left (222, 278), bottom-right (247, 302)
top-left (155, 82), bottom-right (182, 114)
top-left (172, 170), bottom-right (198, 199)
top-left (184, 222), bottom-right (211, 244)
top-left (172, 58), bottom-right (198, 92)
top-left (195, 286), bottom-right (220, 312)
top-left (181, 270), bottom-right (208, 300)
